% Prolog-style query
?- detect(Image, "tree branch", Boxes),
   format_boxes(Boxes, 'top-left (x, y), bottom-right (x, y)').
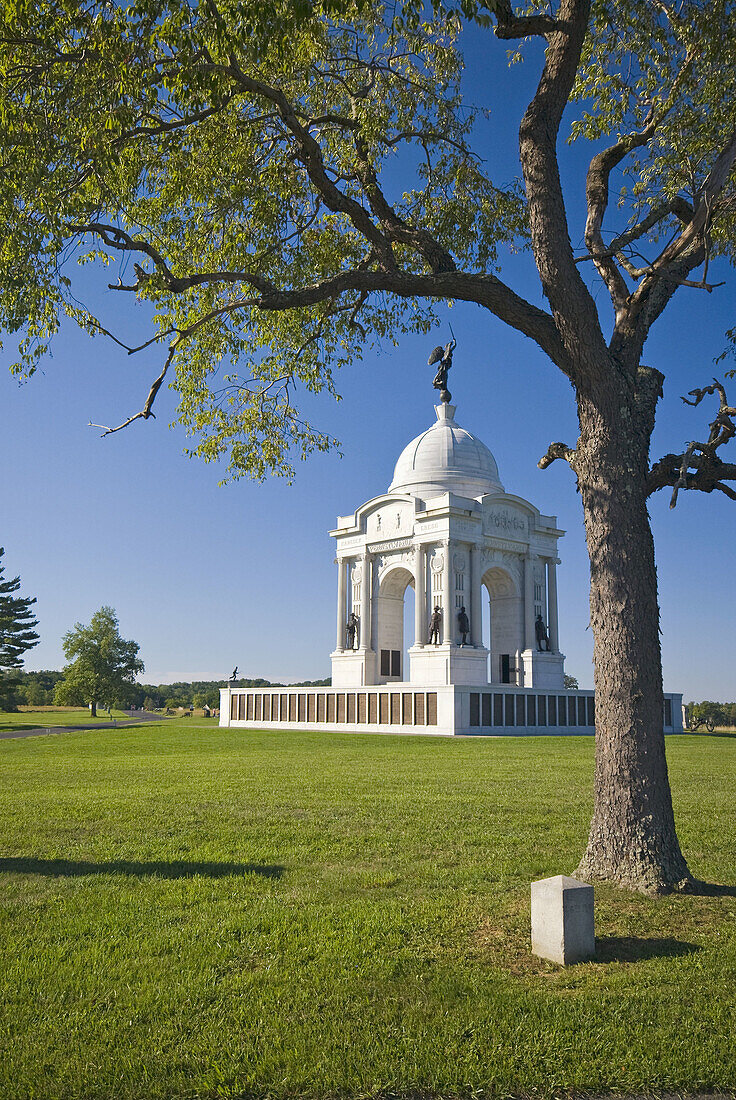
top-left (574, 199), bottom-right (692, 266)
top-left (351, 132), bottom-right (456, 273)
top-left (517, 0), bottom-right (609, 381)
top-left (493, 1), bottom-right (558, 39)
top-left (626, 125), bottom-right (736, 345)
top-left (609, 197), bottom-right (693, 258)
top-left (199, 59), bottom-right (399, 271)
top-left (90, 347), bottom-right (175, 436)
top-left (647, 378), bottom-right (736, 505)
top-left (583, 49), bottom-right (697, 316)
top-left (538, 441), bottom-right (577, 470)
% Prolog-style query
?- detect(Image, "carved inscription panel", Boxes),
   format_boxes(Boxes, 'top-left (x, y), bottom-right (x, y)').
top-left (484, 507), bottom-right (529, 537)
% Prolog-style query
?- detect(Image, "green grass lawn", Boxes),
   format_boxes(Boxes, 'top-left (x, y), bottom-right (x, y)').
top-left (0, 707), bottom-right (132, 731)
top-left (0, 725), bottom-right (733, 1100)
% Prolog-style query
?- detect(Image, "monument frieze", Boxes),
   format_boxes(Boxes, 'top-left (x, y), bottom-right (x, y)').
top-left (367, 537), bottom-right (414, 553)
top-left (486, 538), bottom-right (526, 554)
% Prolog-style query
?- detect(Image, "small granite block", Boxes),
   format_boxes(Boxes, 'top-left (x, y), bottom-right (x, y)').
top-left (531, 875), bottom-right (595, 965)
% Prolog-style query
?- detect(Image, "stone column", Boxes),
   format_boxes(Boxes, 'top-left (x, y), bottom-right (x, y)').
top-left (547, 557), bottom-right (559, 653)
top-left (442, 540), bottom-right (452, 644)
top-left (360, 551), bottom-right (371, 649)
top-left (470, 544), bottom-right (482, 647)
top-left (525, 552), bottom-right (536, 651)
top-left (336, 558), bottom-right (346, 651)
top-left (414, 543), bottom-right (426, 647)
top-left (371, 554), bottom-right (380, 652)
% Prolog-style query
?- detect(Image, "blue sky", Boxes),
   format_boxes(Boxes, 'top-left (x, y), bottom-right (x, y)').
top-left (2, 25), bottom-right (735, 699)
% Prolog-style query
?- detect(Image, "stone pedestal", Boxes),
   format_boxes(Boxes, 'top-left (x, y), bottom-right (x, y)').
top-left (531, 875), bottom-right (595, 965)
top-left (409, 643), bottom-right (489, 686)
top-left (521, 649), bottom-right (566, 689)
top-left (331, 648), bottom-right (377, 687)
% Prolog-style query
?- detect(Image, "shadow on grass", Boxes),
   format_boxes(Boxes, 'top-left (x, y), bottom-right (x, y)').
top-left (0, 856), bottom-right (283, 880)
top-left (686, 879), bottom-right (736, 897)
top-left (595, 936), bottom-right (700, 962)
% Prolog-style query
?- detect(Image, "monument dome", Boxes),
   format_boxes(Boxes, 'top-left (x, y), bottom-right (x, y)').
top-left (388, 403), bottom-right (504, 499)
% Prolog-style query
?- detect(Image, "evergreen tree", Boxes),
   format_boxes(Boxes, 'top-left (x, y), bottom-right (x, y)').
top-left (0, 547), bottom-right (40, 711)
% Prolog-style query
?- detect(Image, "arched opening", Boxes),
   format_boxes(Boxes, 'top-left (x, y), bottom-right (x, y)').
top-left (482, 567), bottom-right (522, 684)
top-left (376, 565), bottom-right (415, 683)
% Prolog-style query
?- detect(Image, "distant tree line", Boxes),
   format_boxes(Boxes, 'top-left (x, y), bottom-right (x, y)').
top-left (686, 701), bottom-right (736, 729)
top-left (12, 671), bottom-right (331, 711)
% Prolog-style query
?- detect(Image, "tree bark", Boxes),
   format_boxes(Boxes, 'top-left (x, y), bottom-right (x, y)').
top-left (573, 380), bottom-right (692, 893)
top-left (89, 700), bottom-right (97, 718)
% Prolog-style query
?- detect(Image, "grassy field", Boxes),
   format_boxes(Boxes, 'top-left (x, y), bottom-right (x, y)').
top-left (0, 724), bottom-right (733, 1100)
top-left (0, 706), bottom-right (133, 731)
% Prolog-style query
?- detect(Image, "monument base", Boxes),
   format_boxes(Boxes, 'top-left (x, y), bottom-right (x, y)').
top-left (331, 647), bottom-right (377, 687)
top-left (221, 684), bottom-right (683, 736)
top-left (521, 648), bottom-right (566, 689)
top-left (409, 643), bottom-right (490, 686)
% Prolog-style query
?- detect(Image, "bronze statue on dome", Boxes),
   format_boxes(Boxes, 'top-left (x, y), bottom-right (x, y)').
top-left (428, 327), bottom-right (456, 403)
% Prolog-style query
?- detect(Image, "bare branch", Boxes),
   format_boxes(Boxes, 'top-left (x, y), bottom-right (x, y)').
top-left (647, 379), bottom-right (736, 504)
top-left (538, 441), bottom-right (577, 470)
top-left (574, 197), bottom-right (693, 265)
top-left (90, 348), bottom-right (174, 436)
top-left (669, 441), bottom-right (697, 508)
top-left (615, 252), bottom-right (725, 291)
top-left (681, 379), bottom-right (736, 447)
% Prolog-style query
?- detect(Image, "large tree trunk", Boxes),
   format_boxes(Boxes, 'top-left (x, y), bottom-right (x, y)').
top-left (89, 700), bottom-right (97, 718)
top-left (573, 385), bottom-right (692, 893)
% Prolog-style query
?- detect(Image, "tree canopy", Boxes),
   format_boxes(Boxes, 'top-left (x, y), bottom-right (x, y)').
top-left (55, 606), bottom-right (144, 716)
top-left (3, 0), bottom-right (732, 480)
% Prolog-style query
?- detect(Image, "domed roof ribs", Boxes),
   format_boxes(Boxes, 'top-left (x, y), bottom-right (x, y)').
top-left (388, 403), bottom-right (504, 500)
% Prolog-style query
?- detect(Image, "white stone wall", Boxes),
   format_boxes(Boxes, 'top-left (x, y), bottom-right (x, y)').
top-left (220, 686), bottom-right (686, 736)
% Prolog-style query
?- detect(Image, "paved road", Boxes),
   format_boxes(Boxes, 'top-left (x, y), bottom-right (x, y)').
top-left (0, 712), bottom-right (173, 740)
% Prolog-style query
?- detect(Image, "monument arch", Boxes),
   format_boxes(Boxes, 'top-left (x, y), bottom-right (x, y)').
top-left (375, 563), bottom-right (415, 683)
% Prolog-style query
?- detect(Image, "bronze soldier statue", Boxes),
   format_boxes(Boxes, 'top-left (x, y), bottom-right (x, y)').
top-left (535, 614), bottom-right (550, 652)
top-left (346, 612), bottom-right (359, 650)
top-left (457, 605), bottom-right (470, 645)
top-left (428, 606), bottom-right (442, 645)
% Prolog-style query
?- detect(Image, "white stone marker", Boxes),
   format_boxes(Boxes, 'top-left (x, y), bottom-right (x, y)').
top-left (531, 875), bottom-right (595, 965)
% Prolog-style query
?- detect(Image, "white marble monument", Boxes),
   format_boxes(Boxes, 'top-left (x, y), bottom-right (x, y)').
top-left (220, 362), bottom-right (683, 735)
top-left (330, 400), bottom-right (566, 690)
